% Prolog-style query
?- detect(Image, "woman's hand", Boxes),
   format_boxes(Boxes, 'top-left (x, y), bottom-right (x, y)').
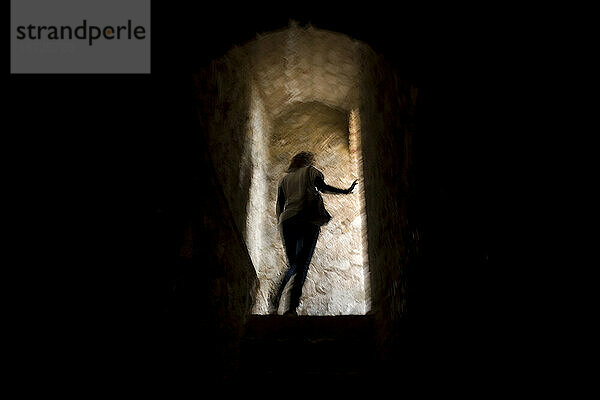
top-left (346, 179), bottom-right (358, 194)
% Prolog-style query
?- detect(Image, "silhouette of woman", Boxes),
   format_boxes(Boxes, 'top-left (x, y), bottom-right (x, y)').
top-left (270, 151), bottom-right (358, 315)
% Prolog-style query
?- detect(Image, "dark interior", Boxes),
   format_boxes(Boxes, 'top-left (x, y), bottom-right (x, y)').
top-left (9, 3), bottom-right (502, 394)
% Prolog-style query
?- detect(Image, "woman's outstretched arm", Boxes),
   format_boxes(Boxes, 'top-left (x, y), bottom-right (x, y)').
top-left (315, 176), bottom-right (358, 194)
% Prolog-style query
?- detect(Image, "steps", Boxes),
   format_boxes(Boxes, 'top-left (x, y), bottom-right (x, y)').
top-left (237, 315), bottom-right (376, 382)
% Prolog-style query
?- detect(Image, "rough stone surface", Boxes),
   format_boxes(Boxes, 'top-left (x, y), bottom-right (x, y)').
top-left (357, 46), bottom-right (417, 356)
top-left (200, 45), bottom-right (254, 239)
top-left (247, 25), bottom-right (361, 118)
top-left (194, 23), bottom-right (416, 332)
top-left (165, 94), bottom-right (259, 378)
top-left (254, 102), bottom-right (367, 315)
top-left (198, 26), bottom-right (370, 316)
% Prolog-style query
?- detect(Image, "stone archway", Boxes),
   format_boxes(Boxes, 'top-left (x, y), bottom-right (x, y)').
top-left (240, 25), bottom-right (369, 315)
top-left (194, 22), bottom-right (415, 320)
top-left (256, 101), bottom-right (367, 315)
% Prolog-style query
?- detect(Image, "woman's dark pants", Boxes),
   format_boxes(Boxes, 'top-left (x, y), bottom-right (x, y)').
top-left (271, 216), bottom-right (320, 313)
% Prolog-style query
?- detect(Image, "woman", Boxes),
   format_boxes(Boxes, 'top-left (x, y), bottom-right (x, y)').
top-left (270, 151), bottom-right (358, 315)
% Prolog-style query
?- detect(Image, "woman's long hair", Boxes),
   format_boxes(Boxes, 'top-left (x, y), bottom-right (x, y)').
top-left (286, 151), bottom-right (315, 172)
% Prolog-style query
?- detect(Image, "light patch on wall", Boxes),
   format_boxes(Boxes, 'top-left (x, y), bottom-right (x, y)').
top-left (349, 108), bottom-right (370, 312)
top-left (248, 102), bottom-right (368, 315)
top-left (245, 82), bottom-right (270, 301)
top-left (229, 25), bottom-right (372, 315)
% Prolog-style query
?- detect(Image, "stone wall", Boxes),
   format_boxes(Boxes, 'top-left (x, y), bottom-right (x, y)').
top-left (202, 46), bottom-right (254, 239)
top-left (244, 83), bottom-right (271, 285)
top-left (195, 24), bottom-right (417, 323)
top-left (358, 45), bottom-right (418, 356)
top-left (191, 62), bottom-right (261, 377)
top-left (247, 24), bottom-right (361, 118)
top-left (182, 20), bottom-right (422, 383)
top-left (252, 102), bottom-right (367, 315)
top-left (247, 27), bottom-right (369, 315)
top-left (198, 26), bottom-right (372, 315)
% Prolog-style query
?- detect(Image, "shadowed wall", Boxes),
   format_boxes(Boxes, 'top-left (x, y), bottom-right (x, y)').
top-left (194, 22), bottom-right (417, 355)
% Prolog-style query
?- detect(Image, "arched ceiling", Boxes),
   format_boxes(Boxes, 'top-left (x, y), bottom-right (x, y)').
top-left (242, 25), bottom-right (366, 118)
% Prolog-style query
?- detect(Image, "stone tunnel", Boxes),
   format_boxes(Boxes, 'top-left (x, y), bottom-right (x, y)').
top-left (194, 21), bottom-right (417, 325)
